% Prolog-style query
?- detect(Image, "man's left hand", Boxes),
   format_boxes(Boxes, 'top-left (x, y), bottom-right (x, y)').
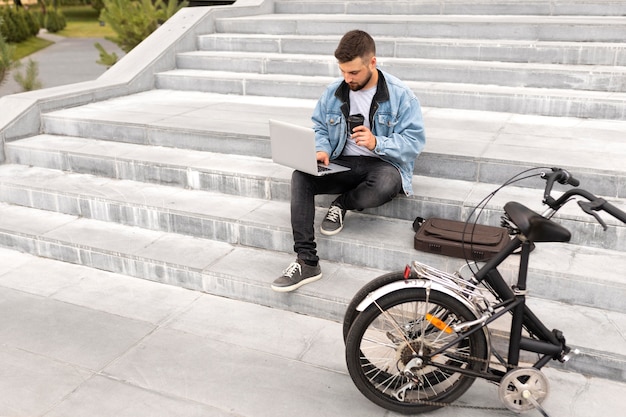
top-left (351, 126), bottom-right (376, 151)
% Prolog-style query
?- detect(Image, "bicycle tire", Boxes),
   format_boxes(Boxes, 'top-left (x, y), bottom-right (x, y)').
top-left (345, 288), bottom-right (488, 414)
top-left (343, 271), bottom-right (406, 342)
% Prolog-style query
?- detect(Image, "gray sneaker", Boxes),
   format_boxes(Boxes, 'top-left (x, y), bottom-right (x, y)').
top-left (271, 259), bottom-right (322, 292)
top-left (320, 204), bottom-right (347, 236)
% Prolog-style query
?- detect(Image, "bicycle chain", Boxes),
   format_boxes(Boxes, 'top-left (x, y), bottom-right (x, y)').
top-left (398, 351), bottom-right (521, 411)
top-left (407, 397), bottom-right (507, 411)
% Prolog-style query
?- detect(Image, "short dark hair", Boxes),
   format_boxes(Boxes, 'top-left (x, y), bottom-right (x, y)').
top-left (334, 30), bottom-right (376, 63)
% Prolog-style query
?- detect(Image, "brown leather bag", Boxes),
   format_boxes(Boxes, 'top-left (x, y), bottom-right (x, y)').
top-left (413, 217), bottom-right (510, 261)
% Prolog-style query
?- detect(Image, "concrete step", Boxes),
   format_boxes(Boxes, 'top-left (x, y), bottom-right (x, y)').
top-left (38, 91), bottom-right (315, 157)
top-left (176, 50), bottom-right (626, 92)
top-left (0, 202), bottom-right (623, 382)
top-left (0, 163), bottom-right (624, 314)
top-left (274, 0), bottom-right (626, 17)
top-left (34, 91), bottom-right (626, 197)
top-left (197, 33), bottom-right (626, 66)
top-left (191, 11), bottom-right (626, 119)
top-left (153, 70), bottom-right (626, 119)
top-left (5, 134), bottom-right (626, 252)
top-left (214, 14), bottom-right (626, 42)
top-left (0, 199), bottom-right (380, 322)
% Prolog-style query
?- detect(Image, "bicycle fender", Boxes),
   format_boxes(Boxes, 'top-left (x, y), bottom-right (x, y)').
top-left (355, 278), bottom-right (481, 319)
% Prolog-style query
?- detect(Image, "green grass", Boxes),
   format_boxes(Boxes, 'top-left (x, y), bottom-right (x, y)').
top-left (11, 36), bottom-right (53, 61)
top-left (58, 20), bottom-right (115, 38)
top-left (62, 4), bottom-right (101, 21)
top-left (58, 5), bottom-right (115, 38)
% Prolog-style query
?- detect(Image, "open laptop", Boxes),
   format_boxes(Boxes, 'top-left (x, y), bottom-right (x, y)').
top-left (269, 119), bottom-right (350, 176)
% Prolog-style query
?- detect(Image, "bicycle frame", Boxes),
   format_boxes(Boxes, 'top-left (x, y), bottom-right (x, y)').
top-left (419, 236), bottom-right (569, 382)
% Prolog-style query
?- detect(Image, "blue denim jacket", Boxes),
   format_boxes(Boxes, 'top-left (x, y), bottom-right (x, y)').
top-left (311, 69), bottom-right (426, 195)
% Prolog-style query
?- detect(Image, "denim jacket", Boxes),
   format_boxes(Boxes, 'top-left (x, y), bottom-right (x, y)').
top-left (311, 69), bottom-right (426, 195)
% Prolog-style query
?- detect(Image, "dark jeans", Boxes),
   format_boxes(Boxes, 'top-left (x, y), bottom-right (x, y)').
top-left (291, 156), bottom-right (402, 264)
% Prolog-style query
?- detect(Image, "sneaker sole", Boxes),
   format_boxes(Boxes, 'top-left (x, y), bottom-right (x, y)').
top-left (270, 273), bottom-right (323, 293)
top-left (320, 224), bottom-right (343, 236)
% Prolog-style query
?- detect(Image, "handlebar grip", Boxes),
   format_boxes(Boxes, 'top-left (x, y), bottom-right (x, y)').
top-left (556, 169), bottom-right (580, 187)
top-left (602, 200), bottom-right (626, 224)
top-left (564, 174), bottom-right (580, 187)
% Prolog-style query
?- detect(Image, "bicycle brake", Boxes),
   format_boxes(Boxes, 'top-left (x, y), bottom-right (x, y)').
top-left (578, 199), bottom-right (608, 230)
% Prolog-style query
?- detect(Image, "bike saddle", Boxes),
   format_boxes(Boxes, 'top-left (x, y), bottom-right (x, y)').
top-left (504, 201), bottom-right (571, 243)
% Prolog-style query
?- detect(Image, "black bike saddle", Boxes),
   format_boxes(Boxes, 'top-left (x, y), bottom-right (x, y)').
top-left (504, 201), bottom-right (571, 243)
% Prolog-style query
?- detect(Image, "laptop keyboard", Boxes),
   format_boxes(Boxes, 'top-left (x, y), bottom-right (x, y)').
top-left (317, 165), bottom-right (331, 173)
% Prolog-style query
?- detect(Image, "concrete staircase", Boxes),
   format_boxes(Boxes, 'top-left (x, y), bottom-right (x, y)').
top-left (159, 1), bottom-right (626, 119)
top-left (1, 0), bottom-right (625, 382)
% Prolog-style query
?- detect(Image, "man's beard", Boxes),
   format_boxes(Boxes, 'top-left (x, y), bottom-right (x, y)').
top-left (349, 69), bottom-right (373, 91)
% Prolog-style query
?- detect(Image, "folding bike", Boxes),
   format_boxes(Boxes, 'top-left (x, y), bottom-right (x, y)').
top-left (343, 168), bottom-right (626, 415)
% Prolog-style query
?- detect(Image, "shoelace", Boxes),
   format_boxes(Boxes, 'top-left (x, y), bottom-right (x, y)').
top-left (325, 205), bottom-right (343, 223)
top-left (282, 262), bottom-right (301, 277)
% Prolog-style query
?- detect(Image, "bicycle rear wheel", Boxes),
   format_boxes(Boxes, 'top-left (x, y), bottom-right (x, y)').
top-left (345, 288), bottom-right (488, 414)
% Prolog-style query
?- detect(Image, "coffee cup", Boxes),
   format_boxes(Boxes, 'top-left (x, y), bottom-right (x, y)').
top-left (347, 114), bottom-right (364, 134)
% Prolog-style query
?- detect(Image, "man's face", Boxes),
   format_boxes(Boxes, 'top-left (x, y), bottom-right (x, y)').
top-left (338, 55), bottom-right (376, 91)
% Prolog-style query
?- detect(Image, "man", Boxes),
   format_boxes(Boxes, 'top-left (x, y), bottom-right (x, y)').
top-left (271, 30), bottom-right (426, 292)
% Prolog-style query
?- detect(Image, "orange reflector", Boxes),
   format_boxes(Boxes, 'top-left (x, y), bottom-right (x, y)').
top-left (425, 313), bottom-right (453, 334)
top-left (403, 265), bottom-right (411, 279)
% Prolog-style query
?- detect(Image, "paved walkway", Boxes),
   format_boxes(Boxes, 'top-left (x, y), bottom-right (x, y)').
top-left (0, 31), bottom-right (124, 97)
top-left (0, 246), bottom-right (624, 417)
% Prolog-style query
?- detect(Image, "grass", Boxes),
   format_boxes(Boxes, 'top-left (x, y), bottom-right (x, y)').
top-left (57, 5), bottom-right (115, 38)
top-left (58, 20), bottom-right (115, 38)
top-left (9, 5), bottom-right (115, 60)
top-left (12, 36), bottom-right (54, 61)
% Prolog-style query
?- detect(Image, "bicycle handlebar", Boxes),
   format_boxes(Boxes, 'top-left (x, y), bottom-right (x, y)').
top-left (541, 168), bottom-right (626, 229)
top-left (541, 168), bottom-right (580, 203)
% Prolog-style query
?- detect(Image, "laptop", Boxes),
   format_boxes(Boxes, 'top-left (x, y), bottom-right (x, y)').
top-left (269, 119), bottom-right (350, 176)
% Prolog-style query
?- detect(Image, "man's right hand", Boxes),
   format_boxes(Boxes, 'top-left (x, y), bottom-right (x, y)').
top-left (316, 151), bottom-right (330, 166)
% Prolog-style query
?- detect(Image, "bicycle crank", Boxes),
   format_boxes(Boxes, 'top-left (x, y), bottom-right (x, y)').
top-left (498, 368), bottom-right (550, 415)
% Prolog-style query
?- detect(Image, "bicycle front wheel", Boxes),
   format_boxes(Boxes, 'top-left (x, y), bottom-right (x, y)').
top-left (345, 288), bottom-right (488, 414)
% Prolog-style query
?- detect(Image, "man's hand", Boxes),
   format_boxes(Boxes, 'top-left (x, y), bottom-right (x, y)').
top-left (316, 151), bottom-right (330, 166)
top-left (351, 126), bottom-right (376, 151)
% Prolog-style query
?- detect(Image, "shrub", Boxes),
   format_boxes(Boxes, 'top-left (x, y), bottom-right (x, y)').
top-left (94, 41), bottom-right (118, 68)
top-left (0, 7), bottom-right (20, 42)
top-left (0, 6), bottom-right (41, 43)
top-left (45, 8), bottom-right (66, 33)
top-left (13, 58), bottom-right (43, 91)
top-left (22, 7), bottom-right (41, 37)
top-left (0, 32), bottom-right (15, 85)
top-left (100, 0), bottom-right (187, 53)
top-left (91, 0), bottom-right (104, 14)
